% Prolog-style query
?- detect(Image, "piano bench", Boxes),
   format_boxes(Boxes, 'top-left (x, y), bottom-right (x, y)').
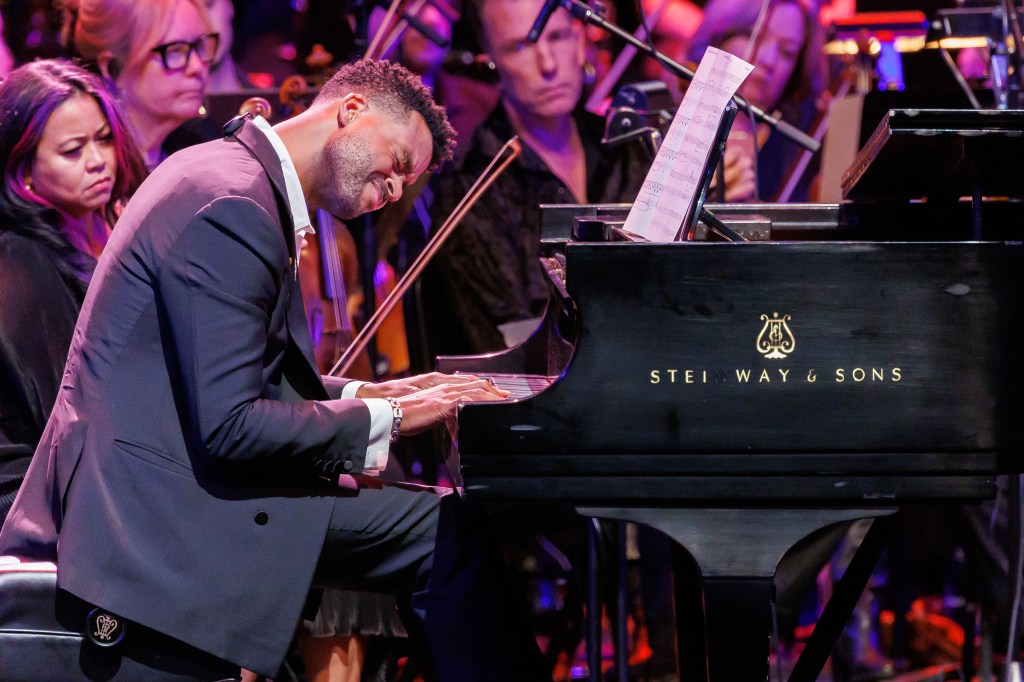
top-left (0, 556), bottom-right (241, 681)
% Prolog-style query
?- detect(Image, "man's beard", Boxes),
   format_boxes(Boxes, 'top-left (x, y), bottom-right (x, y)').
top-left (318, 128), bottom-right (375, 221)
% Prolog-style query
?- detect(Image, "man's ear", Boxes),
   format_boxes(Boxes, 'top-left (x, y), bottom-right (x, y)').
top-left (97, 51), bottom-right (122, 82)
top-left (336, 93), bottom-right (369, 128)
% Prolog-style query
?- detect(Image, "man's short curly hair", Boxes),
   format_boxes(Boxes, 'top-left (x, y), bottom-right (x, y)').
top-left (313, 59), bottom-right (456, 168)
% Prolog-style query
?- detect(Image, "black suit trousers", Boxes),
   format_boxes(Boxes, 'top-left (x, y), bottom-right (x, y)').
top-left (314, 483), bottom-right (550, 682)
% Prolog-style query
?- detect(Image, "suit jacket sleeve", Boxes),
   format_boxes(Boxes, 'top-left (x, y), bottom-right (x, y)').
top-left (154, 195), bottom-right (369, 472)
top-left (322, 375), bottom-right (358, 400)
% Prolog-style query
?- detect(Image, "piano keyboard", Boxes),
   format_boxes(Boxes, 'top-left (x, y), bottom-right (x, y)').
top-left (470, 373), bottom-right (557, 400)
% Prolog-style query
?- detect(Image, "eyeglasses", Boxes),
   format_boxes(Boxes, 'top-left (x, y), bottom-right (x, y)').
top-left (151, 33), bottom-right (220, 71)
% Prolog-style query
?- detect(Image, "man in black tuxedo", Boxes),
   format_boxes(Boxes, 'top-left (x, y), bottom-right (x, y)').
top-left (0, 59), bottom-right (547, 681)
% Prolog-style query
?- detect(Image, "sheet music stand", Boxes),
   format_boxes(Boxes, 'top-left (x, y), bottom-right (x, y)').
top-left (603, 101), bottom-right (746, 245)
top-left (680, 101), bottom-right (745, 243)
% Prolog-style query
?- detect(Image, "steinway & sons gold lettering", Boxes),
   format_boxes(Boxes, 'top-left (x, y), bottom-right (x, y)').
top-left (835, 367), bottom-right (902, 382)
top-left (649, 367), bottom-right (902, 385)
top-left (647, 313), bottom-right (903, 387)
top-left (650, 369), bottom-right (708, 384)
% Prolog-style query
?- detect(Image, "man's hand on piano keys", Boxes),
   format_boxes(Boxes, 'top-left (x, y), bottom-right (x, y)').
top-left (356, 372), bottom-right (511, 437)
top-left (354, 372), bottom-right (501, 399)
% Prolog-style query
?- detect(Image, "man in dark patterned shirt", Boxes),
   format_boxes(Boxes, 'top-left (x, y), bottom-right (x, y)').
top-left (422, 0), bottom-right (648, 356)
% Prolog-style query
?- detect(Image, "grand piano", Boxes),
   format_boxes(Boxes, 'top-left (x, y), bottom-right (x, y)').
top-left (434, 111), bottom-right (1024, 681)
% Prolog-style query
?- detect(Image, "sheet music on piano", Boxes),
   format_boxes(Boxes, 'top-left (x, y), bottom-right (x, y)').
top-left (623, 47), bottom-right (753, 242)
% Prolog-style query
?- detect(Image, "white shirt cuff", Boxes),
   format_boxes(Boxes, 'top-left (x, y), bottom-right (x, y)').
top-left (341, 381), bottom-right (367, 399)
top-left (362, 398), bottom-right (392, 471)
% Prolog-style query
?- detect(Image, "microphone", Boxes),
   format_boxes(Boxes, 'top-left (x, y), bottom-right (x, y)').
top-left (526, 0), bottom-right (564, 43)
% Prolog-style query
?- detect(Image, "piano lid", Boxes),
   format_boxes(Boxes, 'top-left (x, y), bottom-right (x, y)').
top-left (841, 109), bottom-right (1024, 202)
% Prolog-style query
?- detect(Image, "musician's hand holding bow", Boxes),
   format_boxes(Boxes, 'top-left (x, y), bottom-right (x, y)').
top-left (357, 373), bottom-right (510, 436)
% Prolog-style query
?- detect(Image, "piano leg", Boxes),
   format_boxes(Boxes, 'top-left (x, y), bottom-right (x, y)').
top-left (673, 552), bottom-right (772, 682)
top-left (578, 507), bottom-right (897, 682)
top-left (704, 578), bottom-right (774, 680)
top-left (673, 545), bottom-right (708, 681)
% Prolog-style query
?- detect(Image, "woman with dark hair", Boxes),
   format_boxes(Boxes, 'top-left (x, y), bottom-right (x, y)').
top-left (0, 58), bottom-right (147, 527)
top-left (688, 0), bottom-right (828, 202)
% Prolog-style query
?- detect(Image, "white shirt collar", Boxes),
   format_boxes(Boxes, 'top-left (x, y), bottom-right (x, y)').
top-left (250, 115), bottom-right (314, 239)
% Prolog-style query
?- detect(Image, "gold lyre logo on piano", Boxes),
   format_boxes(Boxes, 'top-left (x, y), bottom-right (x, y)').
top-left (757, 312), bottom-right (795, 360)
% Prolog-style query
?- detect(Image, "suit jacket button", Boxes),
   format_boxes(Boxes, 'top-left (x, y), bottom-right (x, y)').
top-left (254, 511), bottom-right (269, 525)
top-left (342, 460), bottom-right (354, 472)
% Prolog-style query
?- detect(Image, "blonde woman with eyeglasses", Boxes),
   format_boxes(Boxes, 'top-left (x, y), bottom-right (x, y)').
top-left (61, 0), bottom-right (218, 170)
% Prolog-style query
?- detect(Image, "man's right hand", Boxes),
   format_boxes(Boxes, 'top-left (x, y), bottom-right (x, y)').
top-left (387, 377), bottom-right (510, 436)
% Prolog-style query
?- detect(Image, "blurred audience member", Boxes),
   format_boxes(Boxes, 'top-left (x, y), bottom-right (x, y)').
top-left (61, 0), bottom-right (218, 169)
top-left (205, 0), bottom-right (251, 92)
top-left (635, 0), bottom-right (703, 102)
top-left (2, 2), bottom-right (63, 65)
top-left (0, 59), bottom-right (146, 527)
top-left (689, 0), bottom-right (827, 202)
top-left (389, 4), bottom-right (453, 90)
top-left (379, 0), bottom-right (500, 148)
top-left (229, 0), bottom-right (299, 86)
top-left (299, 586), bottom-right (407, 682)
top-left (0, 10), bottom-right (15, 78)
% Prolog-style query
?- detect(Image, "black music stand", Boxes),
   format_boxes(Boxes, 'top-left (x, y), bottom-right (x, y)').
top-left (681, 101), bottom-right (745, 243)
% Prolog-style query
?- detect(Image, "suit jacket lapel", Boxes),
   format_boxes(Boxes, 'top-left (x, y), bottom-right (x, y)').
top-left (231, 119), bottom-right (327, 391)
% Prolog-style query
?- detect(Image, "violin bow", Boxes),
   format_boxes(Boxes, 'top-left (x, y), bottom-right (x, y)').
top-left (329, 136), bottom-right (523, 377)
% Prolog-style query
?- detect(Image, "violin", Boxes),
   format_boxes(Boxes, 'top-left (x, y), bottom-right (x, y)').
top-left (298, 211), bottom-right (375, 379)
